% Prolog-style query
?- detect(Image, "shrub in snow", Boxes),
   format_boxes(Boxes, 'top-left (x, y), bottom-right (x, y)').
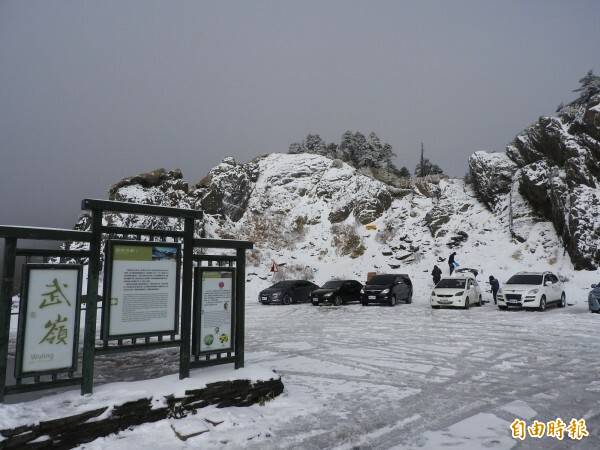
top-left (331, 224), bottom-right (366, 259)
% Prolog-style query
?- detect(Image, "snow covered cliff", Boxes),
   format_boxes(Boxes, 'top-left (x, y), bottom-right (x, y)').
top-left (469, 72), bottom-right (600, 269)
top-left (70, 151), bottom-right (576, 294)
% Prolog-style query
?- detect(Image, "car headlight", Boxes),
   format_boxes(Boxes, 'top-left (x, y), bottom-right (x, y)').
top-left (324, 292), bottom-right (333, 297)
top-left (360, 288), bottom-right (365, 294)
top-left (454, 291), bottom-right (464, 296)
top-left (431, 291), bottom-right (436, 296)
top-left (528, 289), bottom-right (539, 295)
top-left (381, 288), bottom-right (390, 295)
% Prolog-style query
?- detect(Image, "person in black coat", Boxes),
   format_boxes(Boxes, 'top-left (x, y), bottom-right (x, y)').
top-left (431, 265), bottom-right (442, 285)
top-left (489, 275), bottom-right (500, 304)
top-left (448, 252), bottom-right (457, 275)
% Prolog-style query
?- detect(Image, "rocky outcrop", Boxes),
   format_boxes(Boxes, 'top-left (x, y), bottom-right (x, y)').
top-left (470, 74), bottom-right (600, 269)
top-left (109, 168), bottom-right (188, 199)
top-left (193, 157), bottom-right (258, 222)
top-left (73, 153), bottom-right (398, 251)
top-left (468, 151), bottom-right (517, 209)
top-left (424, 206), bottom-right (452, 237)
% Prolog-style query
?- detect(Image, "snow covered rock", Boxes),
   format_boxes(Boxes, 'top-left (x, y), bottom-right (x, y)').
top-left (193, 157), bottom-right (258, 221)
top-left (470, 74), bottom-right (600, 269)
top-left (67, 145), bottom-right (578, 298)
top-left (469, 151), bottom-right (517, 209)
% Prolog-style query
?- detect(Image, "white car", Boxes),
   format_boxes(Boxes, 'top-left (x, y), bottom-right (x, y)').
top-left (430, 275), bottom-right (482, 309)
top-left (497, 271), bottom-right (566, 311)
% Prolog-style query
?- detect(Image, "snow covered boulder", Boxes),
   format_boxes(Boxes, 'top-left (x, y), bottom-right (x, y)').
top-left (194, 157), bottom-right (258, 221)
top-left (424, 205), bottom-right (452, 237)
top-left (109, 168), bottom-right (188, 199)
top-left (353, 188), bottom-right (393, 224)
top-left (108, 168), bottom-right (191, 209)
top-left (469, 151), bottom-right (517, 209)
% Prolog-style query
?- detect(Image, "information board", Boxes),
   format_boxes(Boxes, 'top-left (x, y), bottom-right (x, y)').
top-left (104, 241), bottom-right (180, 339)
top-left (195, 268), bottom-right (235, 354)
top-left (16, 265), bottom-right (82, 377)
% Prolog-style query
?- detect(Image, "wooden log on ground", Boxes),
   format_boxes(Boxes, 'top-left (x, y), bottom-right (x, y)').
top-left (0, 377), bottom-right (284, 450)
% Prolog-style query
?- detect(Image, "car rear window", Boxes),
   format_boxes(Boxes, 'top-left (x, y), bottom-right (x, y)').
top-left (368, 275), bottom-right (396, 285)
top-left (506, 274), bottom-right (543, 285)
top-left (436, 278), bottom-right (466, 289)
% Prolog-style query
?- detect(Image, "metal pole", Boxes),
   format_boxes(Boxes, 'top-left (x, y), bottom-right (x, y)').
top-left (179, 217), bottom-right (194, 379)
top-left (0, 238), bottom-right (17, 402)
top-left (81, 210), bottom-right (101, 395)
top-left (234, 248), bottom-right (246, 369)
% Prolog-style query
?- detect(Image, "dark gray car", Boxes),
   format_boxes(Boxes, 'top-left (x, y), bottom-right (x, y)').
top-left (361, 274), bottom-right (413, 306)
top-left (589, 284), bottom-right (600, 313)
top-left (259, 280), bottom-right (319, 305)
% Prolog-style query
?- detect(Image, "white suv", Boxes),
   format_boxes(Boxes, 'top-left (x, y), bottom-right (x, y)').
top-left (497, 272), bottom-right (566, 311)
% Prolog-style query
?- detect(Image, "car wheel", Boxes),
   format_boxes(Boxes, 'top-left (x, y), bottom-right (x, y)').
top-left (390, 295), bottom-right (397, 307)
top-left (478, 295), bottom-right (483, 306)
top-left (406, 291), bottom-right (413, 304)
top-left (558, 292), bottom-right (566, 308)
top-left (431, 305), bottom-right (440, 309)
top-left (538, 295), bottom-right (546, 312)
top-left (498, 305), bottom-right (508, 310)
top-left (464, 297), bottom-right (470, 310)
top-left (334, 295), bottom-right (342, 306)
top-left (283, 295), bottom-right (292, 305)
top-left (361, 300), bottom-right (368, 306)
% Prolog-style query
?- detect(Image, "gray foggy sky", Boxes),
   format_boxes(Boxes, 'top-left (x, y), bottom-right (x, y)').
top-left (1, 0), bottom-right (599, 230)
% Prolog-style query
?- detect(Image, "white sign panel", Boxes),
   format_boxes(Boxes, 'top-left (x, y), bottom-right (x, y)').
top-left (18, 266), bottom-right (81, 375)
top-left (107, 243), bottom-right (179, 337)
top-left (199, 270), bottom-right (234, 353)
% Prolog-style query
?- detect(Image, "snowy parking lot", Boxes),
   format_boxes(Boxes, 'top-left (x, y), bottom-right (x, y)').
top-left (3, 291), bottom-right (599, 449)
top-left (238, 298), bottom-right (600, 449)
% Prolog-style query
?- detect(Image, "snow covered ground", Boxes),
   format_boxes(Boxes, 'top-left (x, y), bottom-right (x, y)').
top-left (3, 157), bottom-right (600, 448)
top-left (3, 290), bottom-right (599, 449)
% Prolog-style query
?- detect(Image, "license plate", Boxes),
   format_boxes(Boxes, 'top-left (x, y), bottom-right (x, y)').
top-left (368, 295), bottom-right (376, 300)
top-left (508, 300), bottom-right (519, 304)
top-left (261, 296), bottom-right (267, 301)
top-left (438, 300), bottom-right (451, 304)
top-left (312, 298), bottom-right (318, 302)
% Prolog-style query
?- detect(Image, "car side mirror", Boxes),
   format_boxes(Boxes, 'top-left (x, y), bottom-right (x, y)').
top-left (592, 284), bottom-right (597, 289)
top-left (544, 281), bottom-right (551, 286)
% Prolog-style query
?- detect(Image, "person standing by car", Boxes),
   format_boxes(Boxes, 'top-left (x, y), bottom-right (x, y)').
top-left (489, 275), bottom-right (500, 304)
top-left (448, 252), bottom-right (457, 275)
top-left (431, 265), bottom-right (442, 285)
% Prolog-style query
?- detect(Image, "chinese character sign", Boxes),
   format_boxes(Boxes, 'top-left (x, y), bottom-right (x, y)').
top-left (17, 266), bottom-right (81, 375)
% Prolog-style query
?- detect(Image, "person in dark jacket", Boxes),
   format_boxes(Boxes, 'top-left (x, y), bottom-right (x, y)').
top-left (489, 275), bottom-right (500, 304)
top-left (448, 252), bottom-right (457, 275)
top-left (431, 265), bottom-right (442, 285)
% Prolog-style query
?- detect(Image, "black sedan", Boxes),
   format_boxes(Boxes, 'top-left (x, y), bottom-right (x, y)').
top-left (258, 280), bottom-right (319, 305)
top-left (311, 280), bottom-right (363, 306)
top-left (361, 274), bottom-right (413, 306)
